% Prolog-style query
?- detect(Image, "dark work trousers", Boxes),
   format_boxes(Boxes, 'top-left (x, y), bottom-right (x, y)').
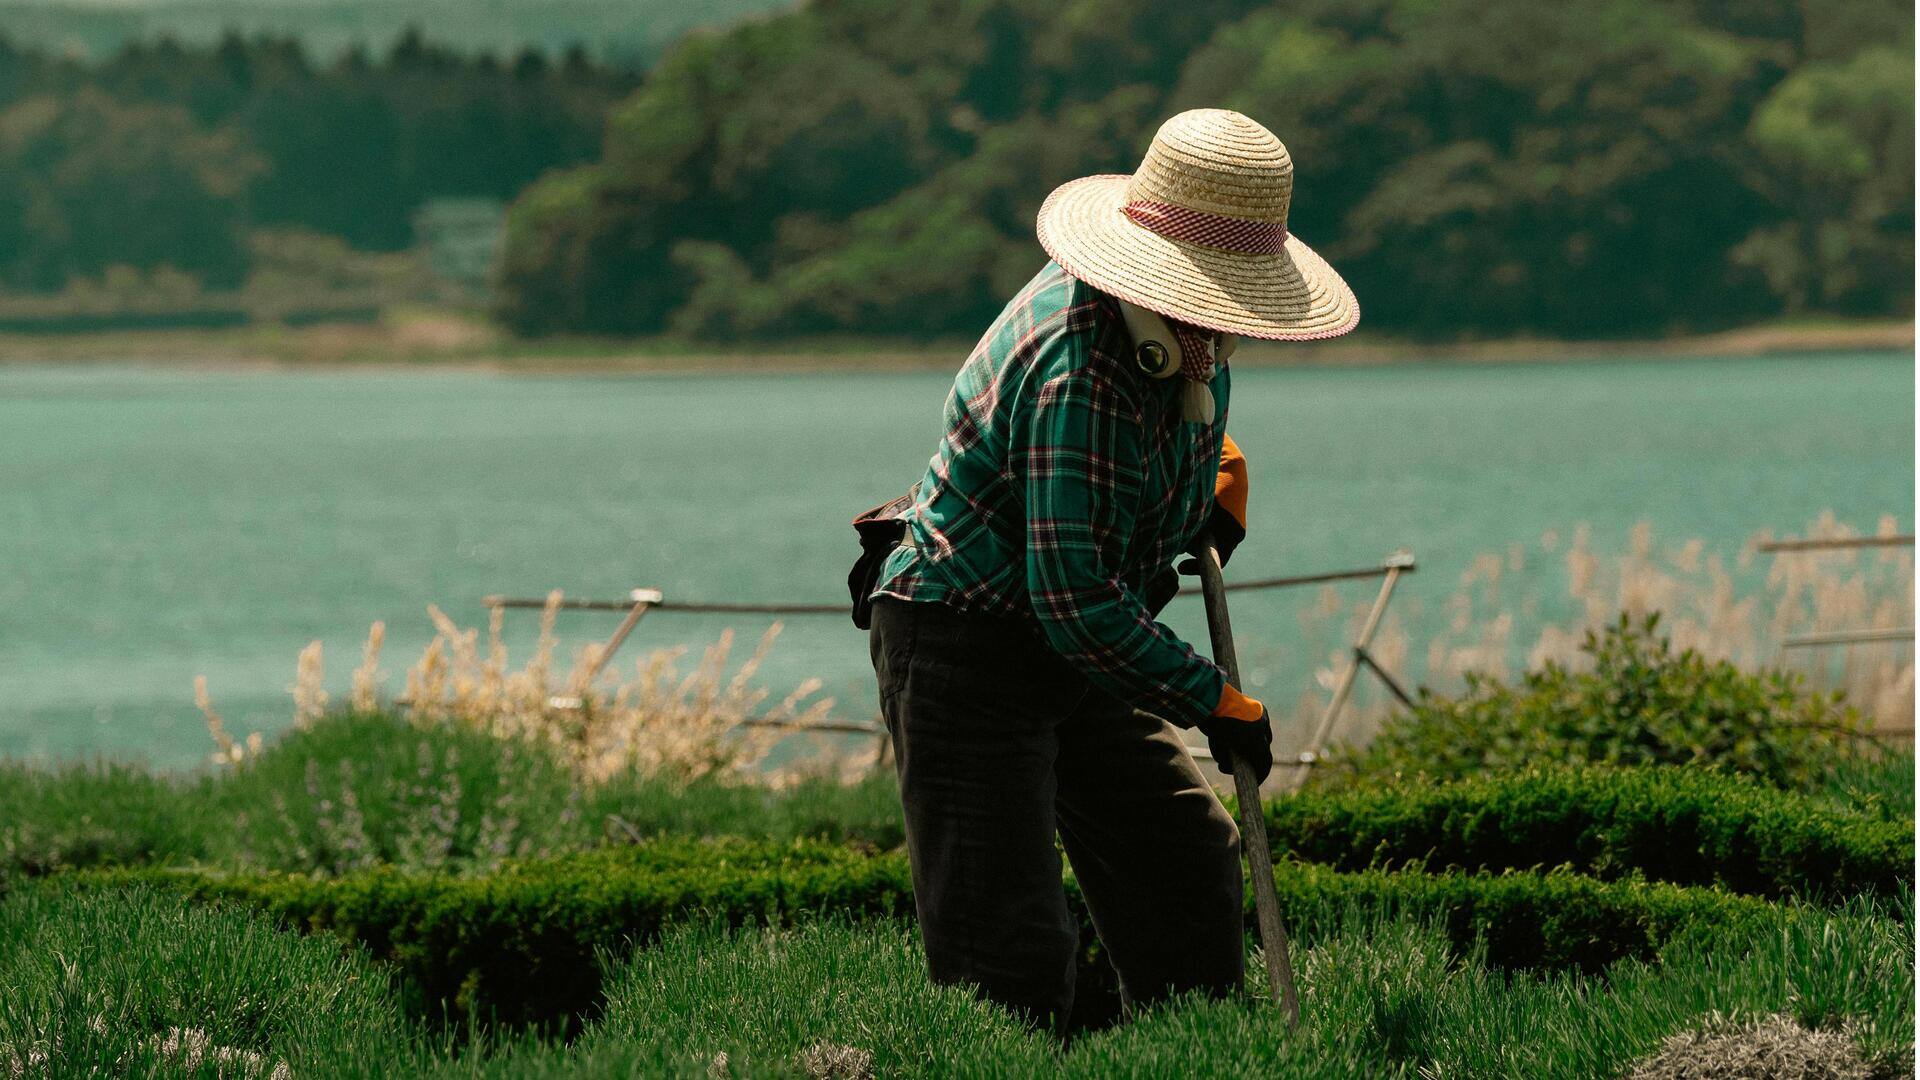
top-left (868, 597), bottom-right (1244, 1034)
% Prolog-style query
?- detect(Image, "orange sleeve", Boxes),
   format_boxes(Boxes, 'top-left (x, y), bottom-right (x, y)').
top-left (1215, 434), bottom-right (1248, 528)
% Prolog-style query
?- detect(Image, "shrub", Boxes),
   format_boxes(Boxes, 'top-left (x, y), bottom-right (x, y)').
top-left (0, 885), bottom-right (419, 1077)
top-left (1267, 766), bottom-right (1912, 900)
top-left (1335, 614), bottom-right (1866, 791)
top-left (83, 840), bottom-right (1774, 1029)
top-left (588, 769), bottom-right (903, 850)
top-left (0, 713), bottom-right (906, 880)
top-left (0, 760), bottom-right (210, 877)
top-left (211, 712), bottom-right (592, 876)
top-left (89, 839), bottom-right (916, 1027)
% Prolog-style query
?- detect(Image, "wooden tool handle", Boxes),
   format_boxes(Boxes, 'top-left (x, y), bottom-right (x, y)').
top-left (1194, 536), bottom-right (1301, 1027)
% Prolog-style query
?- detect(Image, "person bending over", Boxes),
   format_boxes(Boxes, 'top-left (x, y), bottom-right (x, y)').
top-left (861, 108), bottom-right (1360, 1033)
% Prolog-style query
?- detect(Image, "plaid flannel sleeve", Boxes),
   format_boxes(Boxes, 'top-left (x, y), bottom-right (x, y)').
top-left (1018, 330), bottom-right (1226, 728)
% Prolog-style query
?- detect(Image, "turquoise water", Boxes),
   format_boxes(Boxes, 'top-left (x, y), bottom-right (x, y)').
top-left (1, 351), bottom-right (1911, 766)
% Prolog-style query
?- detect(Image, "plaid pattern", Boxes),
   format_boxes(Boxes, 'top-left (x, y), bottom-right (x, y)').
top-left (1122, 199), bottom-right (1290, 254)
top-left (873, 262), bottom-right (1230, 727)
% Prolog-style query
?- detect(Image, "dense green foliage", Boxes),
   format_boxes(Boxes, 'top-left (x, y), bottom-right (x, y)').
top-left (0, 886), bottom-right (423, 1076)
top-left (1335, 614), bottom-right (1869, 789)
top-left (1, 634), bottom-right (1908, 1068)
top-left (1, 0), bottom-right (787, 66)
top-left (0, 31), bottom-right (634, 292)
top-left (1, 894), bottom-right (1902, 1078)
top-left (1, 668), bottom-right (1909, 1071)
top-left (8, 712), bottom-right (1900, 904)
top-left (1264, 765), bottom-right (1912, 900)
top-left (0, 712), bottom-right (903, 879)
top-left (85, 839), bottom-right (916, 1026)
top-left (81, 840), bottom-right (1779, 1026)
top-left (497, 0), bottom-right (1913, 339)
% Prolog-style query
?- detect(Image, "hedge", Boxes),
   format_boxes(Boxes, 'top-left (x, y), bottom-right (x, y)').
top-left (69, 838), bottom-right (1776, 1029)
top-left (1268, 766), bottom-right (1913, 901)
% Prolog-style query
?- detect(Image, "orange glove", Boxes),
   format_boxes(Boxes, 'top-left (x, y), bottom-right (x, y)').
top-left (1212, 681), bottom-right (1264, 723)
top-left (1184, 433), bottom-right (1249, 568)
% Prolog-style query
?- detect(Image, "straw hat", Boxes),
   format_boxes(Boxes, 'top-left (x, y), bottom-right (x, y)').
top-left (1036, 108), bottom-right (1359, 341)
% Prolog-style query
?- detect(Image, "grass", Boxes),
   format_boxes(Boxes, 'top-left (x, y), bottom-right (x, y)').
top-left (2, 892), bottom-right (1904, 1078)
top-left (0, 886), bottom-right (427, 1078)
top-left (1816, 751), bottom-right (1918, 821)
top-left (400, 901), bottom-right (1920, 1077)
top-left (0, 633), bottom-right (1908, 1074)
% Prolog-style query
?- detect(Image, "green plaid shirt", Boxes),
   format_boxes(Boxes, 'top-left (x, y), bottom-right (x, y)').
top-left (873, 262), bottom-right (1229, 727)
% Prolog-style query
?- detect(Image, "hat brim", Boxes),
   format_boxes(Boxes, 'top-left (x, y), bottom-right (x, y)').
top-left (1036, 174), bottom-right (1360, 341)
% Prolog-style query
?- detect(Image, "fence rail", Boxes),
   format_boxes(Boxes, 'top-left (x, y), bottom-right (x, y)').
top-left (485, 552), bottom-right (1419, 773)
top-left (1757, 534), bottom-right (1915, 553)
top-left (481, 552), bottom-right (1418, 619)
top-left (484, 593), bottom-right (847, 616)
top-left (1753, 535), bottom-right (1915, 656)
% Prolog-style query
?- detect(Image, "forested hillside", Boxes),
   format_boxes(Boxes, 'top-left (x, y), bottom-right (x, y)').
top-left (0, 31), bottom-right (634, 294)
top-left (497, 0), bottom-right (1914, 340)
top-left (0, 0), bottom-right (789, 64)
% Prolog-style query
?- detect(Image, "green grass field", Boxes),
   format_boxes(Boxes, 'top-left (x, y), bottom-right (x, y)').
top-left (1, 681), bottom-right (1912, 1076)
top-left (1, 888), bottom-right (1908, 1078)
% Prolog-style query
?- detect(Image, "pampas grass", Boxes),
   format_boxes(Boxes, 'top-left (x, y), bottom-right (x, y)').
top-left (1294, 513), bottom-right (1912, 753)
top-left (199, 589), bottom-right (836, 785)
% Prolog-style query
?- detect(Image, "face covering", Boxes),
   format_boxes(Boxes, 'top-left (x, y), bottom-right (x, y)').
top-left (1115, 297), bottom-right (1237, 421)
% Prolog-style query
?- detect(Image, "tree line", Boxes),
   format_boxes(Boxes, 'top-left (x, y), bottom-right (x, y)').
top-left (2, 0), bottom-right (1910, 341)
top-left (0, 30), bottom-right (635, 294)
top-left (497, 0), bottom-right (1913, 340)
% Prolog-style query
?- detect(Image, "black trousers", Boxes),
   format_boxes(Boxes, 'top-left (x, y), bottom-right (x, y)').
top-left (868, 597), bottom-right (1244, 1032)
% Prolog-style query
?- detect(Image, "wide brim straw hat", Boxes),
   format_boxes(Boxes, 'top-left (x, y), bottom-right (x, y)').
top-left (1036, 109), bottom-right (1359, 341)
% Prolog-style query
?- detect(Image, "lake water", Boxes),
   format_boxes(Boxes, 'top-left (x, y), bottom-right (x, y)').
top-left (2, 351), bottom-right (1911, 766)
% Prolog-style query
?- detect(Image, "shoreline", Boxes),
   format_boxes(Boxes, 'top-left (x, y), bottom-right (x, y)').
top-left (0, 313), bottom-right (1910, 375)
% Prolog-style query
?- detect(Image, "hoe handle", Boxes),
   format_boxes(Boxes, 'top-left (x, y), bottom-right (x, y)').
top-left (1194, 535), bottom-right (1301, 1027)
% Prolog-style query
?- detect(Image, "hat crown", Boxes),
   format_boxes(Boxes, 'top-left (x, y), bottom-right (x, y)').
top-left (1125, 109), bottom-right (1292, 226)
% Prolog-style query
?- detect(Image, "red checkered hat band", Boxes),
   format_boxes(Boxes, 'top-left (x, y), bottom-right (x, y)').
top-left (1122, 200), bottom-right (1288, 255)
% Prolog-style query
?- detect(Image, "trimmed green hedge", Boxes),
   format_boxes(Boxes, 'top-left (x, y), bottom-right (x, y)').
top-left (73, 839), bottom-right (1775, 1029)
top-left (83, 839), bottom-right (911, 1027)
top-left (1269, 766), bottom-right (1913, 901)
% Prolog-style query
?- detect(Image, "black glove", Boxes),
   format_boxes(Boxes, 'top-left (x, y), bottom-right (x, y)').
top-left (1142, 566), bottom-right (1182, 618)
top-left (1177, 504), bottom-right (1246, 576)
top-left (1199, 707), bottom-right (1273, 785)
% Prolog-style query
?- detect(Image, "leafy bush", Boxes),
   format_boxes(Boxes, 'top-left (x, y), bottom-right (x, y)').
top-left (1268, 765), bottom-right (1912, 900)
top-left (1336, 614), bottom-right (1866, 790)
top-left (89, 839), bottom-right (916, 1027)
top-left (0, 885), bottom-right (420, 1077)
top-left (82, 840), bottom-right (1775, 1028)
